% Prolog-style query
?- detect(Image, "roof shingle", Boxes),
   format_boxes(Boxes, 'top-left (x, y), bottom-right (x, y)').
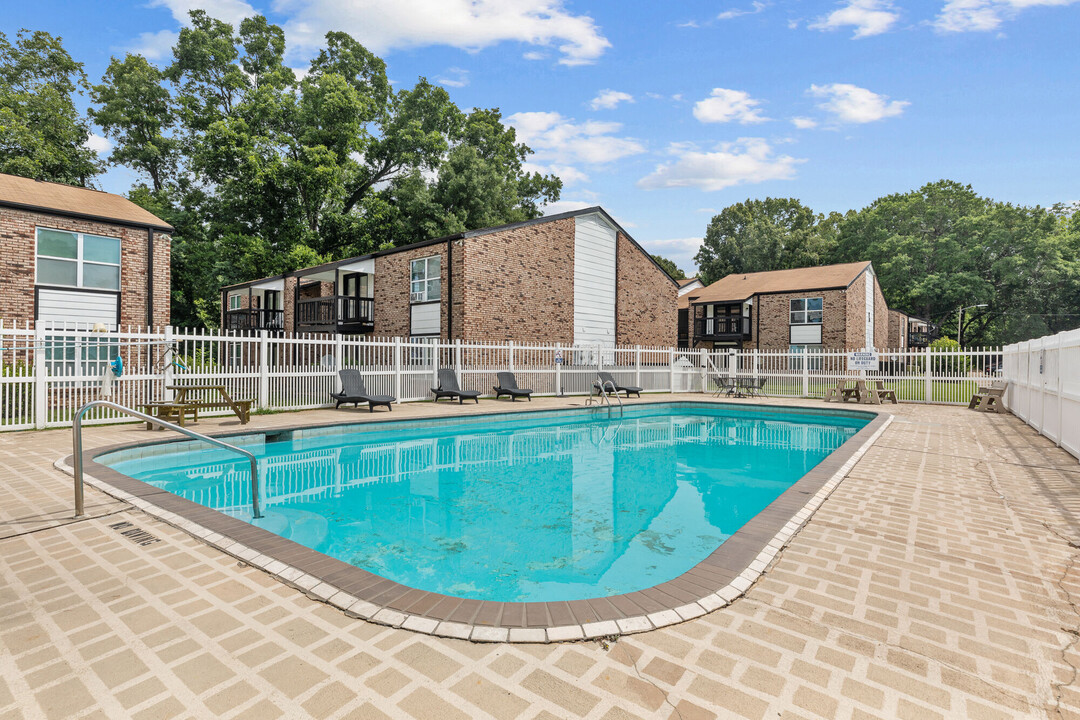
top-left (688, 262), bottom-right (871, 304)
top-left (0, 173), bottom-right (173, 231)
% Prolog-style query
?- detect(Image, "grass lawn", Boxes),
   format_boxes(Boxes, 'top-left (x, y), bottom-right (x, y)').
top-left (750, 377), bottom-right (979, 404)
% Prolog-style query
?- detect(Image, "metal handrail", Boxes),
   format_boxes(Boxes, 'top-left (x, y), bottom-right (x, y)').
top-left (588, 375), bottom-right (623, 411)
top-left (72, 400), bottom-right (262, 520)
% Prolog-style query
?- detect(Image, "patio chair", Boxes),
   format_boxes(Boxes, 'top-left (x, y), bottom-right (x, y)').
top-left (493, 371), bottom-right (533, 401)
top-left (331, 369), bottom-right (396, 412)
top-left (432, 368), bottom-right (481, 404)
top-left (595, 371), bottom-right (642, 398)
top-left (738, 377), bottom-right (768, 398)
top-left (873, 380), bottom-right (898, 405)
top-left (712, 376), bottom-right (737, 398)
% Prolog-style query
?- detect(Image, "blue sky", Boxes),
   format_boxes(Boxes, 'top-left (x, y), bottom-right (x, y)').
top-left (3, 0), bottom-right (1078, 274)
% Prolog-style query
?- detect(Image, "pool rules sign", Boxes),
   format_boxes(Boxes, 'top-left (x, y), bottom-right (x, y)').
top-left (847, 351), bottom-right (880, 371)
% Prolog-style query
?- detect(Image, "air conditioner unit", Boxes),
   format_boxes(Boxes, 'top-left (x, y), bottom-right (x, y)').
top-left (410, 291), bottom-right (425, 303)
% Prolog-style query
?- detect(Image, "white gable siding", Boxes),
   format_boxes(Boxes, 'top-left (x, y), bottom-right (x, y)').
top-left (864, 268), bottom-right (874, 349)
top-left (37, 289), bottom-right (118, 329)
top-left (573, 214), bottom-right (617, 346)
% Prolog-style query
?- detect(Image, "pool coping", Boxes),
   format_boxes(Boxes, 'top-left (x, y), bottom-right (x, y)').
top-left (59, 399), bottom-right (892, 644)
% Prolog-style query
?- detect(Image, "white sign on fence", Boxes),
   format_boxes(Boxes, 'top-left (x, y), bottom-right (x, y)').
top-left (847, 351), bottom-right (879, 371)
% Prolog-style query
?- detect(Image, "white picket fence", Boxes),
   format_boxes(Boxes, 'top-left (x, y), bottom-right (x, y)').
top-left (0, 321), bottom-right (1004, 432)
top-left (1003, 327), bottom-right (1080, 462)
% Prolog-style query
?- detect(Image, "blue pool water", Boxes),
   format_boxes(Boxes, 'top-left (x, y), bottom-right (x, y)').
top-left (103, 404), bottom-right (868, 603)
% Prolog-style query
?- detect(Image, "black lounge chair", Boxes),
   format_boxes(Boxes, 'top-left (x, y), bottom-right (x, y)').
top-left (493, 372), bottom-right (533, 401)
top-left (595, 371), bottom-right (642, 398)
top-left (331, 369), bottom-right (395, 412)
top-left (431, 368), bottom-right (481, 404)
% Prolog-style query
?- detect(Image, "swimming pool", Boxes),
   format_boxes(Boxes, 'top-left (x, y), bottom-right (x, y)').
top-left (99, 403), bottom-right (871, 605)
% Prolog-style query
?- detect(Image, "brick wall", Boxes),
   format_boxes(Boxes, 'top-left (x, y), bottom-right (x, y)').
top-left (754, 289), bottom-right (848, 350)
top-left (874, 278), bottom-right (890, 349)
top-left (615, 232), bottom-right (677, 346)
top-left (458, 219), bottom-right (576, 343)
top-left (846, 272), bottom-right (868, 349)
top-left (0, 207), bottom-right (170, 327)
top-left (373, 242), bottom-right (449, 338)
top-left (888, 309), bottom-right (908, 349)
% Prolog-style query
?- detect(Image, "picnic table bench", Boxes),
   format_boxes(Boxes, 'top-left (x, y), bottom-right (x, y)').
top-left (968, 383), bottom-right (1008, 413)
top-left (167, 384), bottom-right (253, 424)
top-left (139, 401), bottom-right (199, 430)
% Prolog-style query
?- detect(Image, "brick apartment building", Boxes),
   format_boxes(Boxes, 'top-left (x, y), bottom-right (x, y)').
top-left (683, 262), bottom-right (890, 351)
top-left (0, 172), bottom-right (172, 329)
top-left (222, 207), bottom-right (678, 346)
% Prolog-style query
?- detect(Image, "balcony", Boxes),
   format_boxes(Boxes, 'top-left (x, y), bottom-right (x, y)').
top-left (908, 330), bottom-right (936, 348)
top-left (296, 295), bottom-right (374, 334)
top-left (696, 316), bottom-right (751, 340)
top-left (225, 308), bottom-right (284, 332)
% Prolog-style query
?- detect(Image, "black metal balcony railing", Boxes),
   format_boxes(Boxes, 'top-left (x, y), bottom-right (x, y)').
top-left (696, 316), bottom-right (751, 338)
top-left (225, 308), bottom-right (284, 332)
top-left (296, 295), bottom-right (374, 332)
top-left (908, 330), bottom-right (935, 348)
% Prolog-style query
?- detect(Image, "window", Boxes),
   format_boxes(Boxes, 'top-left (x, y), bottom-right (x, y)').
top-left (36, 228), bottom-right (121, 291)
top-left (790, 297), bottom-right (823, 325)
top-left (228, 294), bottom-right (242, 310)
top-left (410, 256), bottom-right (441, 303)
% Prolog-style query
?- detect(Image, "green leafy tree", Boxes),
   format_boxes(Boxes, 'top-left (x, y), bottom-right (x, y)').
top-left (651, 255), bottom-right (686, 280)
top-left (694, 198), bottom-right (838, 285)
top-left (0, 29), bottom-right (100, 184)
top-left (90, 54), bottom-right (177, 192)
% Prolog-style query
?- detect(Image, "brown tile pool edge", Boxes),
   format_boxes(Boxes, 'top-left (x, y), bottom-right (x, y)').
top-left (58, 400), bottom-right (892, 644)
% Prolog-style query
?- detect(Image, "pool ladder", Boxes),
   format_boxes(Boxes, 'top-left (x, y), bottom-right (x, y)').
top-left (586, 374), bottom-right (624, 414)
top-left (71, 400), bottom-right (263, 520)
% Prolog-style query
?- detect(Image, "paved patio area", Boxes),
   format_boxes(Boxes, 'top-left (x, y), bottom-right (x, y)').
top-left (2, 395), bottom-right (1079, 719)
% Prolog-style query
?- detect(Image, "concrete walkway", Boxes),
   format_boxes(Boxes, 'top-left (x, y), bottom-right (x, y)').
top-left (1, 396), bottom-right (1079, 719)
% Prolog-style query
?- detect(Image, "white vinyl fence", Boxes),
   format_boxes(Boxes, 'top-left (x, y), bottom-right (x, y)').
top-left (1003, 327), bottom-right (1080, 462)
top-left (0, 321), bottom-right (1004, 432)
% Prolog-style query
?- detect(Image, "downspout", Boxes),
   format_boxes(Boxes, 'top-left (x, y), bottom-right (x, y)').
top-left (146, 229), bottom-right (154, 327)
top-left (446, 239), bottom-right (453, 339)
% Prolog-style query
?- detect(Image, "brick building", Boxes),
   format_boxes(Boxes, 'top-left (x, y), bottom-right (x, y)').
top-left (0, 172), bottom-right (172, 329)
top-left (684, 262), bottom-right (891, 351)
top-left (222, 207), bottom-right (678, 346)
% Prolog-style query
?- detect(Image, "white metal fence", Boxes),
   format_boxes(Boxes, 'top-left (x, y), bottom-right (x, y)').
top-left (0, 321), bottom-right (1004, 432)
top-left (1003, 327), bottom-right (1080, 462)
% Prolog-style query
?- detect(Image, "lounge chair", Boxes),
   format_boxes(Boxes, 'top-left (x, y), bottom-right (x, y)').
top-left (332, 369), bottom-right (395, 412)
top-left (595, 371), bottom-right (642, 398)
top-left (432, 368), bottom-right (481, 404)
top-left (874, 380), bottom-right (898, 404)
top-left (712, 377), bottom-right (736, 397)
top-left (493, 372), bottom-right (533, 401)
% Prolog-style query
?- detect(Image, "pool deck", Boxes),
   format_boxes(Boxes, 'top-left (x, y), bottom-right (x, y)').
top-left (2, 394), bottom-right (1079, 719)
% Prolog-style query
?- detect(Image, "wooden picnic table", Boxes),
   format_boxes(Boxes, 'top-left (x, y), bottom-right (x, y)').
top-left (167, 384), bottom-right (253, 424)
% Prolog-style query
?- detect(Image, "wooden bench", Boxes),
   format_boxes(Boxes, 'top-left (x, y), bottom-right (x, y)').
top-left (968, 384), bottom-right (1007, 413)
top-left (873, 380), bottom-right (898, 405)
top-left (139, 401), bottom-right (199, 430)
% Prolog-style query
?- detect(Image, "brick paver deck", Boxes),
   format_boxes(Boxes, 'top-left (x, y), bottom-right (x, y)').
top-left (2, 396), bottom-right (1079, 719)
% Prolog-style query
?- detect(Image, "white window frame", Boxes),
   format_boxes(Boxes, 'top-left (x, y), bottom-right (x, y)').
top-left (410, 256), bottom-right (441, 304)
top-left (228, 294), bottom-right (243, 310)
top-left (789, 297), bottom-right (823, 325)
top-left (35, 227), bottom-right (122, 291)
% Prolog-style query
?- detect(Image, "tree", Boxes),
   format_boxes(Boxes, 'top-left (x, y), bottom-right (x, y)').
top-left (0, 29), bottom-right (100, 184)
top-left (90, 54), bottom-right (178, 192)
top-left (651, 255), bottom-right (686, 280)
top-left (694, 198), bottom-right (837, 285)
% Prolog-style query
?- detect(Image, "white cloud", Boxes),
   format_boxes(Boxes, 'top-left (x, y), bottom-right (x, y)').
top-left (542, 199), bottom-right (595, 215)
top-left (127, 29), bottom-right (179, 61)
top-left (279, 0), bottom-right (611, 66)
top-left (791, 116), bottom-right (818, 129)
top-left (522, 50), bottom-right (546, 60)
top-left (435, 67), bottom-right (469, 87)
top-left (809, 83), bottom-right (909, 123)
top-left (84, 134), bottom-right (114, 155)
top-left (718, 1), bottom-right (768, 20)
top-left (693, 88), bottom-right (770, 124)
top-left (643, 237), bottom-right (703, 274)
top-left (523, 162), bottom-right (589, 185)
top-left (637, 138), bottom-right (803, 192)
top-left (590, 89), bottom-right (634, 111)
top-left (934, 0), bottom-right (1079, 32)
top-left (507, 111), bottom-right (646, 165)
top-left (809, 0), bottom-right (899, 37)
top-left (148, 0), bottom-right (257, 27)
